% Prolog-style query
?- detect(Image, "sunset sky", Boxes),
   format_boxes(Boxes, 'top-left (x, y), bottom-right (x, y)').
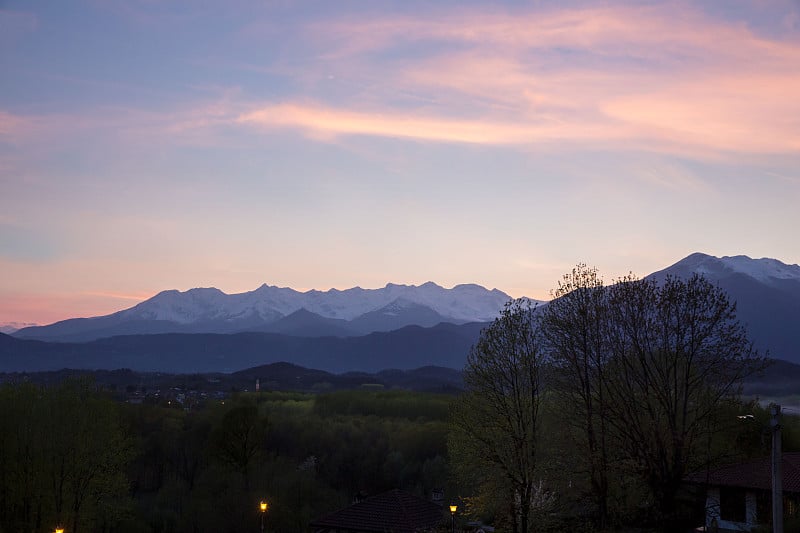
top-left (1, 0), bottom-right (799, 327)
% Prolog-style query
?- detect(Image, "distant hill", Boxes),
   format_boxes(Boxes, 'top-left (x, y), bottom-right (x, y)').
top-left (0, 322), bottom-right (487, 374)
top-left (648, 253), bottom-right (800, 363)
top-left (743, 359), bottom-right (800, 398)
top-left (231, 362), bottom-right (463, 393)
top-left (2, 357), bottom-right (793, 399)
top-left (0, 362), bottom-right (464, 394)
top-left (14, 282), bottom-right (512, 342)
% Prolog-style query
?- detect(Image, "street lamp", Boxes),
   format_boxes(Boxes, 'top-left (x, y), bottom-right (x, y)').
top-left (738, 406), bottom-right (784, 533)
top-left (259, 500), bottom-right (268, 532)
top-left (449, 504), bottom-right (457, 533)
top-left (55, 528), bottom-right (64, 533)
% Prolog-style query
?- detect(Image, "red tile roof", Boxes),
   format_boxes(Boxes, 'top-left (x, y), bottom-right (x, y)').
top-left (309, 489), bottom-right (445, 533)
top-left (687, 452), bottom-right (800, 493)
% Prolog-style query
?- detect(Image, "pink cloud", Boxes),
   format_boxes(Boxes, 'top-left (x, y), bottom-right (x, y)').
top-left (7, 4), bottom-right (800, 158)
top-left (236, 103), bottom-right (615, 145)
top-left (309, 4), bottom-right (800, 65)
top-left (602, 74), bottom-right (800, 154)
top-left (242, 4), bottom-right (800, 156)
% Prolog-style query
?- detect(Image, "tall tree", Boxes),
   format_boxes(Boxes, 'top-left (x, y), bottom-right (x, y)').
top-left (450, 299), bottom-right (546, 533)
top-left (542, 267), bottom-right (765, 528)
top-left (602, 273), bottom-right (765, 525)
top-left (540, 264), bottom-right (612, 528)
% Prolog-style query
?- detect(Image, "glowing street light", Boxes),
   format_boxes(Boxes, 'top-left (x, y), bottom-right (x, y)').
top-left (55, 528), bottom-right (64, 533)
top-left (260, 500), bottom-right (269, 532)
top-left (449, 504), bottom-right (458, 533)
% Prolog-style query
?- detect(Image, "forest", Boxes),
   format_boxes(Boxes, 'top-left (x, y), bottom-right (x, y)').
top-left (0, 382), bottom-right (454, 533)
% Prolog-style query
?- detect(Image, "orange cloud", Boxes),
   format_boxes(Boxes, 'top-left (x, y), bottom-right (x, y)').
top-left (237, 103), bottom-right (623, 145)
top-left (81, 291), bottom-right (151, 302)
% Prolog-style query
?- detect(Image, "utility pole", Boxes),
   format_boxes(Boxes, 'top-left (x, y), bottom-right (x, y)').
top-left (771, 403), bottom-right (783, 533)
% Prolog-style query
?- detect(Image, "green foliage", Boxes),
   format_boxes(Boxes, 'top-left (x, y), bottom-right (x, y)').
top-left (312, 389), bottom-right (452, 420)
top-left (0, 378), bottom-right (134, 533)
top-left (0, 383), bottom-right (454, 532)
top-left (450, 299), bottom-right (547, 533)
top-left (212, 401), bottom-right (265, 490)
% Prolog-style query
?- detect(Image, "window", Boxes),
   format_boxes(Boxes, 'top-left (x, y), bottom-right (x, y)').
top-left (720, 487), bottom-right (747, 523)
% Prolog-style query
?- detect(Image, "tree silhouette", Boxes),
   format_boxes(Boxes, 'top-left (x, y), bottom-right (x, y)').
top-left (450, 299), bottom-right (546, 533)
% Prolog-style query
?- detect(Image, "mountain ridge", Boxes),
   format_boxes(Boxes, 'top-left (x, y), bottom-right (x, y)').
top-left (14, 282), bottom-right (515, 342)
top-left (4, 252), bottom-right (800, 372)
top-left (649, 252), bottom-right (800, 361)
top-left (0, 322), bottom-right (488, 373)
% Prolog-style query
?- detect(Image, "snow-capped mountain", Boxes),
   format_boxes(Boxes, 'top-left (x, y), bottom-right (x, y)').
top-left (649, 252), bottom-right (800, 362)
top-left (5, 253), bottom-right (800, 372)
top-left (14, 282), bottom-right (516, 342)
top-left (651, 252), bottom-right (800, 286)
top-left (123, 282), bottom-right (510, 323)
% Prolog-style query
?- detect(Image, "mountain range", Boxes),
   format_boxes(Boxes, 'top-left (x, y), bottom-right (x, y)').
top-left (13, 282), bottom-right (513, 342)
top-left (3, 252), bottom-right (799, 373)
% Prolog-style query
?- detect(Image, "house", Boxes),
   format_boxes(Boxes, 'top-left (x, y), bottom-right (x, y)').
top-left (687, 452), bottom-right (800, 531)
top-left (309, 489), bottom-right (446, 533)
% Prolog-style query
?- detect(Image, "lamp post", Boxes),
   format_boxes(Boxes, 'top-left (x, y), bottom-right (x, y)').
top-left (259, 500), bottom-right (268, 532)
top-left (739, 406), bottom-right (784, 533)
top-left (449, 504), bottom-right (457, 533)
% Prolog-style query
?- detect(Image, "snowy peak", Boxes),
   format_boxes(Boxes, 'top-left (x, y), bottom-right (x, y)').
top-left (14, 282), bottom-right (517, 342)
top-left (667, 252), bottom-right (800, 285)
top-left (123, 286), bottom-right (230, 324)
top-left (653, 252), bottom-right (800, 362)
top-left (718, 255), bottom-right (800, 283)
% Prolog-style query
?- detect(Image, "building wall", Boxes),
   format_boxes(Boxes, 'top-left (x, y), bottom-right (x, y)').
top-left (705, 487), bottom-right (758, 532)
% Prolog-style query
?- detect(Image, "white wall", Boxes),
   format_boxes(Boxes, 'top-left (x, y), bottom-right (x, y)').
top-left (705, 487), bottom-right (758, 531)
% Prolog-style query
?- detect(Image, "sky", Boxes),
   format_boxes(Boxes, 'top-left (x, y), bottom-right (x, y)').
top-left (1, 0), bottom-right (799, 327)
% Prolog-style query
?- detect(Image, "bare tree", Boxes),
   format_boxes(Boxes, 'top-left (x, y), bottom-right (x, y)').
top-left (450, 299), bottom-right (546, 533)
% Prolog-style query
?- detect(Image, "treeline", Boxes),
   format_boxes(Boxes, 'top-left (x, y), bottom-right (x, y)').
top-left (0, 383), bottom-right (452, 533)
